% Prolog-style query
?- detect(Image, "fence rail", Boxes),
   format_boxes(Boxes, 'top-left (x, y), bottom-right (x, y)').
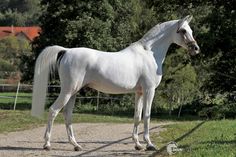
top-left (0, 83), bottom-right (124, 110)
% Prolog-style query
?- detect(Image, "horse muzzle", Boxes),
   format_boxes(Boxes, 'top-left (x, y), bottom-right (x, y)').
top-left (187, 41), bottom-right (200, 56)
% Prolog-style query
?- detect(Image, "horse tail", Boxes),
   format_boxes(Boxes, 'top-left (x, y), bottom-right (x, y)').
top-left (31, 45), bottom-right (67, 118)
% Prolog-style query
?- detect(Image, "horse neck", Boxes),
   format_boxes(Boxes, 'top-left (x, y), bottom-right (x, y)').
top-left (140, 20), bottom-right (177, 67)
top-left (152, 36), bottom-right (172, 66)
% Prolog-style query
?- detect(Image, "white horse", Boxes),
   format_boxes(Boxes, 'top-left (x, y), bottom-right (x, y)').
top-left (31, 15), bottom-right (200, 151)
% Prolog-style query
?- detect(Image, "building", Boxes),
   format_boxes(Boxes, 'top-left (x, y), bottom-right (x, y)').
top-left (0, 26), bottom-right (41, 42)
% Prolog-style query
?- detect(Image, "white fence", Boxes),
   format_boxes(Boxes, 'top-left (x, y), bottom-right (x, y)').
top-left (0, 83), bottom-right (124, 110)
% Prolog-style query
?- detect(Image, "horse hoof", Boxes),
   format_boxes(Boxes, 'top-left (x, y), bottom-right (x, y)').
top-left (74, 146), bottom-right (82, 151)
top-left (43, 146), bottom-right (51, 151)
top-left (135, 145), bottom-right (144, 151)
top-left (146, 145), bottom-right (158, 151)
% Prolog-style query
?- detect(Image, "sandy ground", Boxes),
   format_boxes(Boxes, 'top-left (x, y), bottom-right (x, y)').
top-left (0, 122), bottom-right (168, 157)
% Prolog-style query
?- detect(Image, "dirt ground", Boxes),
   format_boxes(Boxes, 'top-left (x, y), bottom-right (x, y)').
top-left (0, 122), bottom-right (168, 157)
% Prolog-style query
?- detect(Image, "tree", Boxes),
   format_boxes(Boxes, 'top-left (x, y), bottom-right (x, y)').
top-left (0, 35), bottom-right (31, 81)
top-left (200, 0), bottom-right (236, 93)
top-left (153, 49), bottom-right (199, 115)
top-left (21, 0), bottom-right (155, 81)
top-left (0, 0), bottom-right (40, 26)
top-left (0, 35), bottom-right (30, 68)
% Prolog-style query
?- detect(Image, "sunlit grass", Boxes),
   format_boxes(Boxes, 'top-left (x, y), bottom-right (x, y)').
top-left (0, 110), bottom-right (133, 134)
top-left (0, 92), bottom-right (32, 110)
top-left (152, 120), bottom-right (236, 157)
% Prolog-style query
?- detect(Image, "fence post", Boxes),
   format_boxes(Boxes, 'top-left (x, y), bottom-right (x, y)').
top-left (177, 97), bottom-right (182, 118)
top-left (96, 91), bottom-right (100, 111)
top-left (13, 82), bottom-right (20, 110)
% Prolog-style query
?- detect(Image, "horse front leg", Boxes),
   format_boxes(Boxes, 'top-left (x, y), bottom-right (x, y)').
top-left (63, 94), bottom-right (82, 151)
top-left (143, 87), bottom-right (157, 151)
top-left (132, 92), bottom-right (143, 150)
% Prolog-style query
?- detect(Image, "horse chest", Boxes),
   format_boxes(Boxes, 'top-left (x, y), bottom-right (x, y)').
top-left (145, 70), bottom-right (163, 88)
top-left (142, 56), bottom-right (163, 88)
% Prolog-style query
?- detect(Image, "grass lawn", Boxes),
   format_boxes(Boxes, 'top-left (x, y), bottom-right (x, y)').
top-left (0, 110), bottom-right (133, 134)
top-left (0, 92), bottom-right (32, 109)
top-left (152, 120), bottom-right (236, 157)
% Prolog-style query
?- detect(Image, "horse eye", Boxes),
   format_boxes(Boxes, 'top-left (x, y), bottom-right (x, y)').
top-left (181, 29), bottom-right (187, 34)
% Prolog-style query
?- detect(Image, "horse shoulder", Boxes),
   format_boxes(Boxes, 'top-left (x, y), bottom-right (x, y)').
top-left (138, 52), bottom-right (163, 88)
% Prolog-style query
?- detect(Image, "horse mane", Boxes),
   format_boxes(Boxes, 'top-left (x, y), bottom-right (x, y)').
top-left (139, 20), bottom-right (178, 45)
top-left (140, 23), bottom-right (161, 42)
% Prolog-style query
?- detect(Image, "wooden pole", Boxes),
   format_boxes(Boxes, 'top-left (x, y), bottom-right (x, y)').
top-left (177, 97), bottom-right (182, 118)
top-left (96, 91), bottom-right (100, 111)
top-left (13, 82), bottom-right (20, 110)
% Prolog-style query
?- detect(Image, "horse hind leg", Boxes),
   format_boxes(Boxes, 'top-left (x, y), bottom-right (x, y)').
top-left (63, 94), bottom-right (82, 151)
top-left (43, 92), bottom-right (73, 150)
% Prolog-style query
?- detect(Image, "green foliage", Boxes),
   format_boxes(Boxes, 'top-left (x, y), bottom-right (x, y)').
top-left (0, 59), bottom-right (15, 72)
top-left (58, 88), bottom-right (135, 116)
top-left (200, 0), bottom-right (236, 93)
top-left (0, 9), bottom-right (26, 26)
top-left (153, 49), bottom-right (199, 114)
top-left (198, 92), bottom-right (236, 119)
top-left (0, 36), bottom-right (31, 72)
top-left (0, 0), bottom-right (40, 26)
top-left (33, 0), bottom-right (154, 51)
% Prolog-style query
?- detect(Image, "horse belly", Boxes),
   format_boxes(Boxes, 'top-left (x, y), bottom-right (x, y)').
top-left (88, 83), bottom-right (136, 94)
top-left (87, 72), bottom-right (139, 94)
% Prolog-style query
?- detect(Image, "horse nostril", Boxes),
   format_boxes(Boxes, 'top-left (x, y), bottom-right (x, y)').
top-left (194, 45), bottom-right (199, 51)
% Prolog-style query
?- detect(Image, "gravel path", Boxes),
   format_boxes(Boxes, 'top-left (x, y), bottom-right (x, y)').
top-left (0, 122), bottom-right (168, 157)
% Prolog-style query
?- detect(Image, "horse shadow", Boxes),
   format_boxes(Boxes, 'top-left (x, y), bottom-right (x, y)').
top-left (150, 121), bottom-right (206, 157)
top-left (199, 139), bottom-right (236, 145)
top-left (0, 146), bottom-right (42, 151)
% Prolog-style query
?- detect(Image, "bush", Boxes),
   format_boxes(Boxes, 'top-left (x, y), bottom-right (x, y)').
top-left (197, 93), bottom-right (236, 119)
top-left (0, 59), bottom-right (15, 73)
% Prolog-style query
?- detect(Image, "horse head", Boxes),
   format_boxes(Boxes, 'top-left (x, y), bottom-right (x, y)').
top-left (174, 15), bottom-right (200, 56)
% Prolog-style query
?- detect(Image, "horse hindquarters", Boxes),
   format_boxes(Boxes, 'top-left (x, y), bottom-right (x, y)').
top-left (43, 51), bottom-right (86, 150)
top-left (32, 45), bottom-right (67, 118)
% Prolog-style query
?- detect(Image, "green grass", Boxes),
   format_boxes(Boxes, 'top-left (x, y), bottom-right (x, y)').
top-left (0, 92), bottom-right (31, 96)
top-left (0, 92), bottom-right (32, 101)
top-left (0, 110), bottom-right (133, 134)
top-left (0, 92), bottom-right (32, 110)
top-left (152, 120), bottom-right (236, 157)
top-left (0, 110), bottom-right (43, 133)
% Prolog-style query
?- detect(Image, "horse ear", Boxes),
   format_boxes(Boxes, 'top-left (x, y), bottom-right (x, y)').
top-left (185, 15), bottom-right (193, 23)
top-left (177, 15), bottom-right (193, 32)
top-left (181, 15), bottom-right (193, 24)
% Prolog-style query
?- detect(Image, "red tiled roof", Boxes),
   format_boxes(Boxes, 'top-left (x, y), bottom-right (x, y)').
top-left (0, 26), bottom-right (41, 41)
